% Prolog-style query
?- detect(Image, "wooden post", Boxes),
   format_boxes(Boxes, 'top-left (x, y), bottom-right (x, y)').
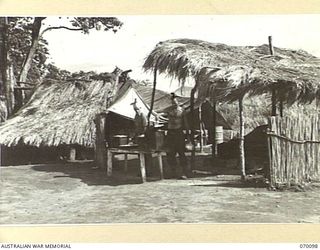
top-left (239, 97), bottom-right (246, 180)
top-left (268, 36), bottom-right (274, 55)
top-left (190, 86), bottom-right (197, 170)
top-left (69, 147), bottom-right (76, 161)
top-left (147, 64), bottom-right (158, 126)
top-left (269, 36), bottom-right (277, 116)
top-left (199, 104), bottom-right (203, 153)
top-left (95, 113), bottom-right (107, 169)
top-left (212, 101), bottom-right (218, 158)
top-left (279, 99), bottom-right (284, 117)
top-left (107, 150), bottom-right (113, 176)
top-left (124, 153), bottom-right (128, 172)
top-left (271, 88), bottom-right (277, 116)
top-left (139, 153), bottom-right (147, 183)
top-left (157, 153), bottom-right (164, 180)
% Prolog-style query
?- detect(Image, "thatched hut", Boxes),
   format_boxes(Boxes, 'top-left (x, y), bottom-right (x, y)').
top-left (0, 77), bottom-right (117, 165)
top-left (143, 38), bottom-right (320, 179)
top-left (143, 38), bottom-right (320, 105)
top-left (0, 79), bottom-right (114, 147)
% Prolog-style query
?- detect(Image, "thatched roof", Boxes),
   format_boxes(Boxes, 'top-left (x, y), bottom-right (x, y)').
top-left (143, 38), bottom-right (320, 104)
top-left (0, 79), bottom-right (113, 147)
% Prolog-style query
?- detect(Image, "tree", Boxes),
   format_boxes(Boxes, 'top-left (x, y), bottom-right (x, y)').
top-left (3, 16), bottom-right (123, 115)
top-left (19, 17), bottom-right (123, 85)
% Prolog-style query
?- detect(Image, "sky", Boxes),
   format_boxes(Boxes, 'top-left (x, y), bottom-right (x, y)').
top-left (43, 15), bottom-right (320, 91)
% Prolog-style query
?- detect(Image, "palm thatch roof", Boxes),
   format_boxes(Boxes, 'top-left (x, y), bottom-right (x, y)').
top-left (143, 38), bottom-right (320, 104)
top-left (0, 79), bottom-right (113, 147)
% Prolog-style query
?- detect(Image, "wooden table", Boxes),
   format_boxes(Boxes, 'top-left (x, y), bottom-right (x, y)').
top-left (107, 147), bottom-right (164, 183)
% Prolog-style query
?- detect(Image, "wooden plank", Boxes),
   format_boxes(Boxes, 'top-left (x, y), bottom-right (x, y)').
top-left (108, 147), bottom-right (156, 154)
top-left (139, 153), bottom-right (147, 183)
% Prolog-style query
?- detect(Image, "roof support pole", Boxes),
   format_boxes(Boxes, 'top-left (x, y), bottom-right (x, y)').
top-left (94, 113), bottom-right (107, 169)
top-left (199, 104), bottom-right (203, 153)
top-left (269, 36), bottom-right (277, 116)
top-left (239, 96), bottom-right (246, 180)
top-left (212, 101), bottom-right (218, 158)
top-left (279, 99), bottom-right (284, 117)
top-left (147, 64), bottom-right (158, 126)
top-left (271, 88), bottom-right (277, 116)
top-left (190, 85), bottom-right (197, 170)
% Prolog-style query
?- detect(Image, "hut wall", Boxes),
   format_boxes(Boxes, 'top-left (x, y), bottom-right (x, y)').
top-left (268, 115), bottom-right (320, 187)
top-left (0, 144), bottom-right (94, 166)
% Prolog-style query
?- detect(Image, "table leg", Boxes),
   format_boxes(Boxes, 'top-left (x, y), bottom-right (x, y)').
top-left (139, 153), bottom-right (147, 183)
top-left (157, 153), bottom-right (164, 180)
top-left (107, 150), bottom-right (113, 176)
top-left (124, 153), bottom-right (128, 172)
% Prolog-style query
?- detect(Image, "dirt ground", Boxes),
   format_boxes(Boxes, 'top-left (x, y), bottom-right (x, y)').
top-left (1, 155), bottom-right (320, 224)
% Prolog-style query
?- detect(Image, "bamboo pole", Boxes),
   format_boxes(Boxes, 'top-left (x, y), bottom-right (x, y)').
top-left (239, 96), bottom-right (246, 180)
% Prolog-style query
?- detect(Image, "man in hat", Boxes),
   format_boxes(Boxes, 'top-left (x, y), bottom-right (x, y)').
top-left (166, 93), bottom-right (189, 180)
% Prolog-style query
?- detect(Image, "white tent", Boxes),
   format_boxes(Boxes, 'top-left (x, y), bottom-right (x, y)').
top-left (107, 87), bottom-right (165, 124)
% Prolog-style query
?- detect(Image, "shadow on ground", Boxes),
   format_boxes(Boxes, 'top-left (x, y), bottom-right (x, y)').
top-left (31, 158), bottom-right (164, 186)
top-left (29, 154), bottom-right (263, 188)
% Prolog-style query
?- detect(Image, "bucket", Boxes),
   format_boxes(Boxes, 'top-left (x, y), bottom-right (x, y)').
top-left (215, 126), bottom-right (223, 144)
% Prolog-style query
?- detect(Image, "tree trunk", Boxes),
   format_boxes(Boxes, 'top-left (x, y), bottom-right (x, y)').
top-left (0, 17), bottom-right (14, 117)
top-left (239, 97), bottom-right (246, 180)
top-left (0, 17), bottom-right (6, 95)
top-left (16, 17), bottom-right (44, 108)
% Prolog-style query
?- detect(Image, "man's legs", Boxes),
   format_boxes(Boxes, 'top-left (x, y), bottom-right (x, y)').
top-left (178, 151), bottom-right (188, 178)
top-left (167, 151), bottom-right (178, 178)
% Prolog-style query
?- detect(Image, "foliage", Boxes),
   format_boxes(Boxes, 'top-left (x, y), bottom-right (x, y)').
top-left (7, 17), bottom-right (49, 85)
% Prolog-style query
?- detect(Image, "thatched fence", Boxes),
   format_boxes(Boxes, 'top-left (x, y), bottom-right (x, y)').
top-left (267, 115), bottom-right (320, 187)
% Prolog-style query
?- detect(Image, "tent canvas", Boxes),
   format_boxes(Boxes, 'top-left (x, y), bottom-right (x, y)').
top-left (107, 87), bottom-right (163, 124)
